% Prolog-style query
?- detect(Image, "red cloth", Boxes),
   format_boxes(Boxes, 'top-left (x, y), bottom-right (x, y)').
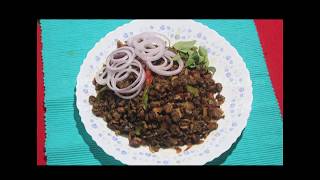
top-left (37, 20), bottom-right (283, 165)
top-left (254, 20), bottom-right (283, 115)
top-left (37, 22), bottom-right (46, 165)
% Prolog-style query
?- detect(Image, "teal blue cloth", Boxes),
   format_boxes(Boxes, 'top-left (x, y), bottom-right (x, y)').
top-left (41, 19), bottom-right (283, 165)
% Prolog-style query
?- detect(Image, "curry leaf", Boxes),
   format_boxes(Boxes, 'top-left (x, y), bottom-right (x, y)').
top-left (179, 48), bottom-right (189, 53)
top-left (191, 46), bottom-right (198, 51)
top-left (179, 52), bottom-right (189, 60)
top-left (187, 49), bottom-right (194, 56)
top-left (172, 54), bottom-right (181, 61)
top-left (199, 55), bottom-right (205, 63)
top-left (191, 51), bottom-right (200, 63)
top-left (186, 57), bottom-right (195, 67)
top-left (199, 46), bottom-right (208, 57)
top-left (204, 58), bottom-right (209, 67)
top-left (173, 40), bottom-right (196, 50)
top-left (189, 63), bottom-right (196, 68)
top-left (173, 41), bottom-right (215, 70)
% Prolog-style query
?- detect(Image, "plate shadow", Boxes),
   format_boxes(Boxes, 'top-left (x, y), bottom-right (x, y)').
top-left (73, 88), bottom-right (123, 165)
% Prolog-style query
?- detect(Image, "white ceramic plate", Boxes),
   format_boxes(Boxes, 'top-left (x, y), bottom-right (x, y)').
top-left (76, 20), bottom-right (253, 165)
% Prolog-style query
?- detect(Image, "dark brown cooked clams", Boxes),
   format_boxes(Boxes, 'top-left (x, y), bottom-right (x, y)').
top-left (89, 66), bottom-right (225, 153)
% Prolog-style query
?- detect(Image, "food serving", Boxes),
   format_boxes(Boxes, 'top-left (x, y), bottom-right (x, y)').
top-left (88, 32), bottom-right (225, 153)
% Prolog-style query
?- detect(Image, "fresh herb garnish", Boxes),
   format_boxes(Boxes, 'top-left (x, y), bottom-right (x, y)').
top-left (172, 54), bottom-right (181, 61)
top-left (173, 40), bottom-right (196, 51)
top-left (198, 46), bottom-right (207, 57)
top-left (173, 41), bottom-right (215, 72)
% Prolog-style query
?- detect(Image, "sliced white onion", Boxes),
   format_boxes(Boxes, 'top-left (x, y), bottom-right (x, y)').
top-left (115, 85), bottom-right (143, 99)
top-left (146, 51), bottom-right (183, 76)
top-left (105, 46), bottom-right (135, 71)
top-left (159, 56), bottom-right (174, 70)
top-left (102, 59), bottom-right (145, 99)
top-left (110, 60), bottom-right (145, 93)
top-left (95, 67), bottom-right (108, 85)
top-left (164, 50), bottom-right (176, 57)
top-left (128, 32), bottom-right (171, 48)
top-left (134, 38), bottom-right (166, 62)
top-left (94, 32), bottom-right (183, 99)
top-left (149, 56), bottom-right (173, 70)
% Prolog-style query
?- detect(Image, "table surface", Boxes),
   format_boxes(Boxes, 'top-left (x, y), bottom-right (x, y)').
top-left (37, 19), bottom-right (283, 165)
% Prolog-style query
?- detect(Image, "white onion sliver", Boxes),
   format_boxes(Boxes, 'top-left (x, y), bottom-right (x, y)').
top-left (95, 64), bottom-right (109, 85)
top-left (115, 85), bottom-right (143, 99)
top-left (159, 56), bottom-right (174, 70)
top-left (103, 59), bottom-right (145, 99)
top-left (129, 32), bottom-right (171, 48)
top-left (105, 47), bottom-right (135, 71)
top-left (164, 50), bottom-right (176, 57)
top-left (134, 38), bottom-right (166, 62)
top-left (146, 57), bottom-right (183, 76)
top-left (111, 61), bottom-right (145, 93)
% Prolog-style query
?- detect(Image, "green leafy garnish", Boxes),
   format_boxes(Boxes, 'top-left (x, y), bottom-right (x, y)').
top-left (142, 86), bottom-right (149, 110)
top-left (190, 51), bottom-right (200, 62)
top-left (198, 46), bottom-right (209, 67)
top-left (173, 40), bottom-right (196, 50)
top-left (173, 41), bottom-right (216, 71)
top-left (186, 85), bottom-right (199, 97)
top-left (186, 57), bottom-right (195, 67)
top-left (199, 46), bottom-right (207, 57)
top-left (204, 58), bottom-right (209, 68)
top-left (179, 52), bottom-right (189, 60)
top-left (191, 46), bottom-right (198, 51)
top-left (172, 54), bottom-right (181, 61)
top-left (185, 51), bottom-right (202, 68)
top-left (179, 48), bottom-right (189, 53)
top-left (199, 55), bottom-right (205, 64)
top-left (187, 49), bottom-right (194, 56)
